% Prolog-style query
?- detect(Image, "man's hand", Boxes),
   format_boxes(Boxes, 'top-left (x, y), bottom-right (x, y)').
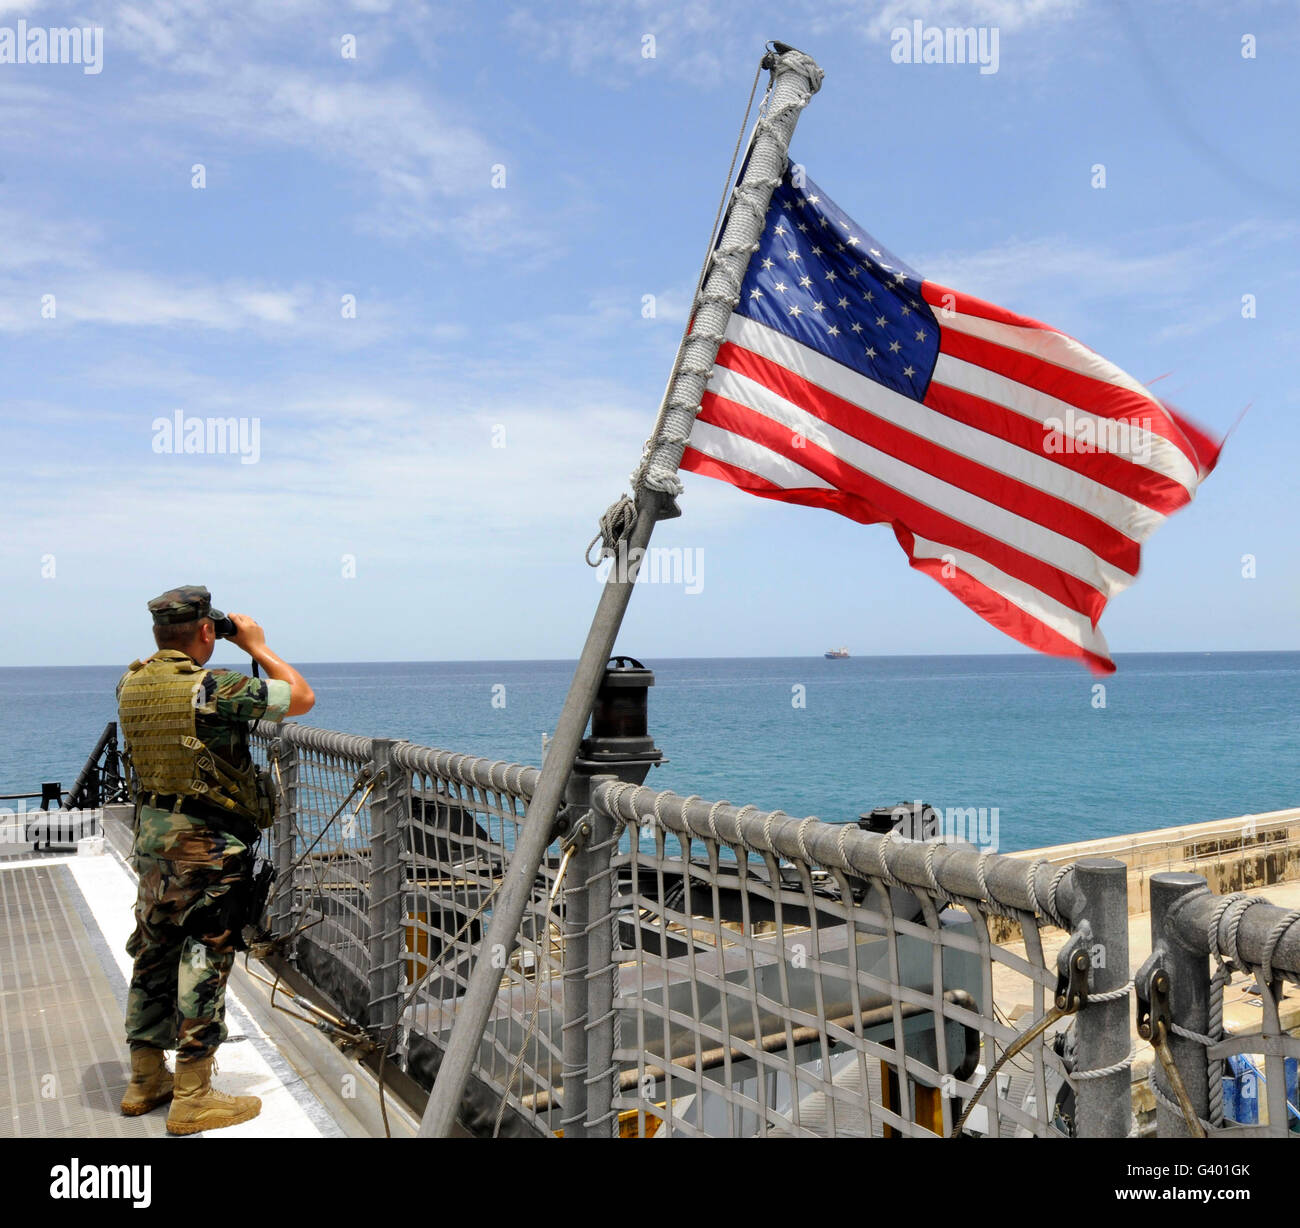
top-left (227, 614), bottom-right (315, 717)
top-left (228, 613), bottom-right (266, 654)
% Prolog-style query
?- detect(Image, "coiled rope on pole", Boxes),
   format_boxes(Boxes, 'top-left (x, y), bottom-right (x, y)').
top-left (585, 62), bottom-right (764, 566)
top-left (1203, 892), bottom-right (1266, 1126)
top-left (632, 59), bottom-right (819, 499)
top-left (1259, 908), bottom-right (1300, 989)
top-left (587, 46), bottom-right (824, 561)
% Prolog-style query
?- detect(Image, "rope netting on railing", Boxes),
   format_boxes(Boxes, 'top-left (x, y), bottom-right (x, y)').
top-left (250, 722), bottom-right (563, 1136)
top-left (245, 721), bottom-right (1298, 1140)
top-left (1149, 888), bottom-right (1300, 1139)
top-left (589, 782), bottom-right (1095, 1139)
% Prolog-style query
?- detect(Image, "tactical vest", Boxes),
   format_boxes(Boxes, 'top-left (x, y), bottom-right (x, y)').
top-left (118, 653), bottom-right (269, 828)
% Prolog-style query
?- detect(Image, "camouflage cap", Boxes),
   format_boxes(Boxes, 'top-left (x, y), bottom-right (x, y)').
top-left (147, 585), bottom-right (226, 626)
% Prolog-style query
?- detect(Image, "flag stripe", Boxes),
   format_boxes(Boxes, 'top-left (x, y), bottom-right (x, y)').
top-left (703, 365), bottom-right (1133, 599)
top-left (905, 531), bottom-right (1112, 660)
top-left (927, 289), bottom-right (1159, 403)
top-left (681, 444), bottom-right (887, 524)
top-left (927, 285), bottom-right (1223, 477)
top-left (697, 388), bottom-right (1113, 623)
top-left (686, 417), bottom-right (835, 491)
top-left (718, 317), bottom-right (1162, 546)
top-left (722, 316), bottom-right (1171, 530)
top-left (936, 328), bottom-right (1202, 483)
top-left (683, 433), bottom-right (1119, 672)
top-left (681, 444), bottom-right (1118, 670)
top-left (921, 380), bottom-right (1192, 517)
top-left (919, 281), bottom-right (1055, 332)
top-left (901, 528), bottom-right (1116, 673)
top-left (713, 342), bottom-right (1141, 575)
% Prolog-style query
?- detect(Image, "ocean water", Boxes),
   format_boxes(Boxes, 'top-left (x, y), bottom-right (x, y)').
top-left (1, 652), bottom-right (1296, 853)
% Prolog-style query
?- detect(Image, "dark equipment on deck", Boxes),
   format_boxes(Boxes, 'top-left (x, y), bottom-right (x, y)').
top-left (64, 721), bottom-right (130, 810)
top-left (573, 656), bottom-right (665, 788)
top-left (859, 800), bottom-right (941, 842)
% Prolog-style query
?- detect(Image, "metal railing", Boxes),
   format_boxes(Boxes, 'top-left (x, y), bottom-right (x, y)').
top-left (587, 782), bottom-right (1127, 1139)
top-left (1142, 875), bottom-right (1300, 1138)
top-left (251, 722), bottom-right (557, 1137)
top-left (247, 719), bottom-right (1299, 1139)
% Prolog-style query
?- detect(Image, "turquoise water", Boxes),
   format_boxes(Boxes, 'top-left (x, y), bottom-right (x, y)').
top-left (1, 652), bottom-right (1296, 852)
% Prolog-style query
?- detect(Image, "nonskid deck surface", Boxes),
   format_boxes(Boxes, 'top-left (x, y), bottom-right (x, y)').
top-left (0, 845), bottom-right (343, 1140)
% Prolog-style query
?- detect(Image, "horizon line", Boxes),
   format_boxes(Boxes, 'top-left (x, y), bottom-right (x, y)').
top-left (5, 647), bottom-right (1300, 671)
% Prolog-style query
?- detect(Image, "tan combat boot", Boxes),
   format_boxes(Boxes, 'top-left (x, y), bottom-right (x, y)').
top-left (165, 1055), bottom-right (262, 1135)
top-left (120, 1046), bottom-right (174, 1115)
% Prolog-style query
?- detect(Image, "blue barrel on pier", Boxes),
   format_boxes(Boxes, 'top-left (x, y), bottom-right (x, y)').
top-left (1221, 1054), bottom-right (1300, 1130)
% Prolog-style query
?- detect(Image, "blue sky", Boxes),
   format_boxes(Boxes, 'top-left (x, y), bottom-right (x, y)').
top-left (2, 0), bottom-right (1297, 667)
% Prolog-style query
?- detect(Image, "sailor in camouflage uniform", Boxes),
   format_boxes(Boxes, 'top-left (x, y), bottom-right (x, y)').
top-left (116, 586), bottom-right (314, 1133)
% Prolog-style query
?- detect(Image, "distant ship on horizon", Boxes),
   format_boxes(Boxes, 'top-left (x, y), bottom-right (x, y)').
top-left (824, 646), bottom-right (850, 659)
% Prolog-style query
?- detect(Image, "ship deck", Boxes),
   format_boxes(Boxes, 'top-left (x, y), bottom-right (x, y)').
top-left (0, 834), bottom-right (423, 1140)
top-left (3, 812), bottom-right (1297, 1139)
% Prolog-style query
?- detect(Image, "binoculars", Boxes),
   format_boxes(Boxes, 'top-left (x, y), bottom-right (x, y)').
top-left (212, 614), bottom-right (238, 639)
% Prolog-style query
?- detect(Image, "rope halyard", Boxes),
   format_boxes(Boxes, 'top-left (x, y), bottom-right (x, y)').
top-left (1047, 865), bottom-right (1072, 930)
top-left (1070, 1047), bottom-right (1137, 1082)
top-left (951, 932), bottom-right (1108, 1137)
top-left (577, 815), bottom-right (624, 1135)
top-left (1063, 980), bottom-right (1136, 1089)
top-left (585, 63), bottom-right (764, 567)
top-left (1205, 892), bottom-right (1246, 1125)
top-left (237, 759), bottom-right (389, 1057)
top-left (1085, 980), bottom-right (1134, 1005)
top-left (585, 495), bottom-right (638, 567)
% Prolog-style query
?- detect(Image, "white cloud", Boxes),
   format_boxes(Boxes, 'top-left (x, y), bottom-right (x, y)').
top-left (0, 262), bottom-right (397, 338)
top-left (0, 2), bottom-right (518, 249)
top-left (0, 199), bottom-right (407, 337)
top-left (506, 0), bottom-right (728, 85)
top-left (133, 65), bottom-right (513, 242)
top-left (915, 219), bottom-right (1300, 340)
top-left (0, 206), bottom-right (99, 270)
top-left (850, 0), bottom-right (1082, 40)
top-left (507, 0), bottom-right (1083, 82)
top-left (1, 374), bottom-right (756, 585)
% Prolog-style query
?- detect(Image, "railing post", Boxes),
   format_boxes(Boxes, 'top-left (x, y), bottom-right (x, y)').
top-left (368, 738), bottom-right (409, 1041)
top-left (1071, 857), bottom-right (1131, 1137)
top-left (560, 773), bottom-right (594, 1138)
top-left (1149, 872), bottom-right (1211, 1137)
top-left (584, 774), bottom-right (620, 1138)
top-left (271, 733), bottom-right (299, 942)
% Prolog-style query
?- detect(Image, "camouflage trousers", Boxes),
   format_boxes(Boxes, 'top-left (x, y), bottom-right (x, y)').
top-left (125, 807), bottom-right (253, 1062)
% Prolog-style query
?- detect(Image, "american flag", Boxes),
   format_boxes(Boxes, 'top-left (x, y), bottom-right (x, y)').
top-left (682, 165), bottom-right (1222, 673)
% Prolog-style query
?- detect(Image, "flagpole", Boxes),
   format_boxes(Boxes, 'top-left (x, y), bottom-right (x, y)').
top-left (418, 42), bottom-right (824, 1139)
